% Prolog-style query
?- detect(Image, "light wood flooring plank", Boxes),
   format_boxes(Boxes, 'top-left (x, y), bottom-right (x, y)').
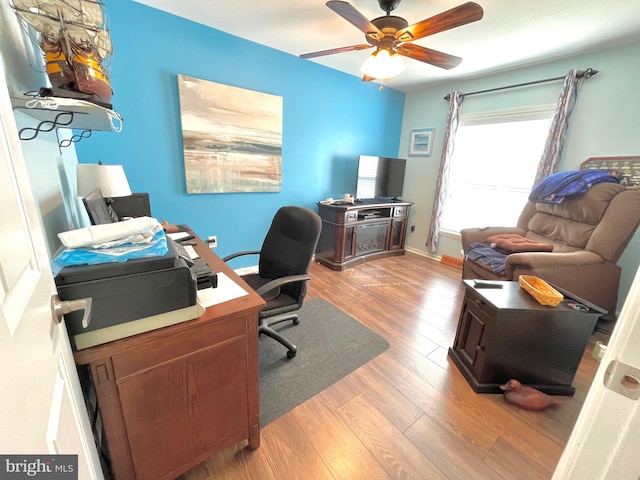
top-left (427, 345), bottom-right (453, 369)
top-left (259, 414), bottom-right (335, 480)
top-left (404, 413), bottom-right (504, 480)
top-left (178, 441), bottom-right (277, 480)
top-left (319, 374), bottom-right (361, 410)
top-left (367, 351), bottom-right (501, 459)
top-left (484, 436), bottom-right (554, 480)
top-left (337, 394), bottom-right (448, 480)
top-left (344, 363), bottom-right (425, 433)
top-left (291, 394), bottom-right (390, 480)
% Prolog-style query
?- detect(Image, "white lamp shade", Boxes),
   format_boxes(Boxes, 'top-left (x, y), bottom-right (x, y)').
top-left (77, 164), bottom-right (132, 198)
top-left (361, 49), bottom-right (406, 79)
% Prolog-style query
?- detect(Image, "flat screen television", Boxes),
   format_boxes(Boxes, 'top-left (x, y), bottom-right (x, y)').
top-left (355, 155), bottom-right (406, 201)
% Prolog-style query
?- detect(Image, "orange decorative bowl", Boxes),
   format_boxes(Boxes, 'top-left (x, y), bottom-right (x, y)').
top-left (519, 275), bottom-right (564, 307)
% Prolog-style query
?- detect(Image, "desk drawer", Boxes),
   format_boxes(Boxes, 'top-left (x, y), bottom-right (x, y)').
top-left (112, 316), bottom-right (246, 379)
top-left (393, 206), bottom-right (407, 217)
top-left (467, 291), bottom-right (497, 318)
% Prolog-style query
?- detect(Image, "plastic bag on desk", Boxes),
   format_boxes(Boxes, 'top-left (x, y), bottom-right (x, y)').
top-left (52, 230), bottom-right (168, 267)
top-left (58, 216), bottom-right (162, 249)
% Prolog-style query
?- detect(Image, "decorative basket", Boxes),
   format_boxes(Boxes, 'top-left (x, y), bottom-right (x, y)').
top-left (519, 275), bottom-right (564, 307)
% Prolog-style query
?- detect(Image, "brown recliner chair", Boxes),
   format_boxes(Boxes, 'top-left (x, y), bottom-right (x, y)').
top-left (461, 182), bottom-right (640, 316)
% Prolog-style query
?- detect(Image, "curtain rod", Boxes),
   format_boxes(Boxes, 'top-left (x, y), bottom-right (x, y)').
top-left (443, 68), bottom-right (598, 101)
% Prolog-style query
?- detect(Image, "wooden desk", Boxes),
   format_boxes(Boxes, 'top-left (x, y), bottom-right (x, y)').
top-left (74, 230), bottom-right (265, 480)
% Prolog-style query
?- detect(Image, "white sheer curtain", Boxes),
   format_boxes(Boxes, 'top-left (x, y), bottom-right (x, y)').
top-left (533, 69), bottom-right (583, 185)
top-left (426, 91), bottom-right (464, 252)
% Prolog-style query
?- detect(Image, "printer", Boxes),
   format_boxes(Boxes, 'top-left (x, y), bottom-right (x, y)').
top-left (55, 239), bottom-right (198, 349)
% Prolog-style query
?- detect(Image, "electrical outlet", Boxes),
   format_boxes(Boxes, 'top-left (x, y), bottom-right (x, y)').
top-left (411, 221), bottom-right (417, 232)
top-left (207, 235), bottom-right (217, 248)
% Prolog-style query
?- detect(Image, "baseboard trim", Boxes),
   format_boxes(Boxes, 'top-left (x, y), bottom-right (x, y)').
top-left (234, 255), bottom-right (321, 276)
top-left (405, 247), bottom-right (464, 270)
top-left (240, 251), bottom-right (463, 273)
top-left (234, 265), bottom-right (259, 275)
top-left (405, 246), bottom-right (442, 262)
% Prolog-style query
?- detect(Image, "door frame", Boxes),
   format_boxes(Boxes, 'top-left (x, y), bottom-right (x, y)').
top-left (553, 265), bottom-right (640, 479)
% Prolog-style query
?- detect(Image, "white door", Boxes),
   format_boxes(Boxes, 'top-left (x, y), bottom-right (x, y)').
top-left (553, 265), bottom-right (640, 479)
top-left (0, 68), bottom-right (102, 477)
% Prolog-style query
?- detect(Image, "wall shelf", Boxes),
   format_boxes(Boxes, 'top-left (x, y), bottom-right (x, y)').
top-left (11, 94), bottom-right (123, 148)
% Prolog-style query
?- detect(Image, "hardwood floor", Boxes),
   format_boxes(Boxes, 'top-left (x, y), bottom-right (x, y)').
top-left (180, 252), bottom-right (608, 480)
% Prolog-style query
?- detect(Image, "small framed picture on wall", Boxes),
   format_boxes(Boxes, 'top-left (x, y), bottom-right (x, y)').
top-left (409, 128), bottom-right (435, 157)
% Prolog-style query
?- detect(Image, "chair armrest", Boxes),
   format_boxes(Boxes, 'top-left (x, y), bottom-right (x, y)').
top-left (504, 250), bottom-right (604, 272)
top-left (221, 250), bottom-right (260, 262)
top-left (255, 274), bottom-right (311, 297)
top-left (460, 227), bottom-right (526, 250)
top-left (505, 251), bottom-right (618, 314)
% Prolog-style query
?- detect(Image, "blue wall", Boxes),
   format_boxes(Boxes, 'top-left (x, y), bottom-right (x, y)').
top-left (75, 1), bottom-right (405, 261)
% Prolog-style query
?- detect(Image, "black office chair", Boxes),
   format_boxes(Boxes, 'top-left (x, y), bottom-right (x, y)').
top-left (222, 206), bottom-right (322, 358)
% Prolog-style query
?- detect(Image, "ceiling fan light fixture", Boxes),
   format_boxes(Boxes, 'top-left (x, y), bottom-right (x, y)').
top-left (361, 48), bottom-right (405, 79)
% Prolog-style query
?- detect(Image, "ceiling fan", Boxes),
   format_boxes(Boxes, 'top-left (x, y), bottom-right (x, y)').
top-left (300, 0), bottom-right (484, 80)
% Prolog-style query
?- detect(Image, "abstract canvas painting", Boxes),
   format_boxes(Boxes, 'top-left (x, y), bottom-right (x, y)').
top-left (178, 75), bottom-right (282, 193)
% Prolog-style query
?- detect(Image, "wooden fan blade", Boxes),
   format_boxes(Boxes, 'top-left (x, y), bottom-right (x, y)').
top-left (397, 44), bottom-right (462, 70)
top-left (362, 74), bottom-right (376, 82)
top-left (326, 0), bottom-right (384, 41)
top-left (300, 44), bottom-right (372, 59)
top-left (395, 2), bottom-right (484, 43)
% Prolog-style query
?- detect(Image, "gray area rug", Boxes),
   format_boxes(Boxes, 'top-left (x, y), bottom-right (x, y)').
top-left (259, 298), bottom-right (389, 427)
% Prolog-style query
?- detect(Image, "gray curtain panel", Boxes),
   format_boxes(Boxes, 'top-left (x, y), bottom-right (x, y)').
top-left (533, 69), bottom-right (582, 186)
top-left (426, 91), bottom-right (463, 253)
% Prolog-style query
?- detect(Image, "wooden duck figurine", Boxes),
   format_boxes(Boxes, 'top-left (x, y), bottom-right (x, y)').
top-left (499, 379), bottom-right (558, 411)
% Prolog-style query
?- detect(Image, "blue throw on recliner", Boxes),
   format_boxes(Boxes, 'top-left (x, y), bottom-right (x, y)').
top-left (465, 242), bottom-right (509, 274)
top-left (529, 170), bottom-right (619, 204)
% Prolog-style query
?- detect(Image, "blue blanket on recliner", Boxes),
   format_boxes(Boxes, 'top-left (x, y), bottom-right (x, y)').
top-left (466, 242), bottom-right (509, 274)
top-left (529, 170), bottom-right (619, 204)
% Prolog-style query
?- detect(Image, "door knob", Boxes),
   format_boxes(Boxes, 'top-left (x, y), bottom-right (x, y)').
top-left (51, 295), bottom-right (93, 328)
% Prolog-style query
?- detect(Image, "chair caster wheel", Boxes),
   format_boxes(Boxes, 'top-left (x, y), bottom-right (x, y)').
top-left (293, 318), bottom-right (300, 325)
top-left (287, 350), bottom-right (296, 359)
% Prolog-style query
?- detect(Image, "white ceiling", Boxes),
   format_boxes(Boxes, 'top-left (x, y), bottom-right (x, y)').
top-left (134, 0), bottom-right (640, 92)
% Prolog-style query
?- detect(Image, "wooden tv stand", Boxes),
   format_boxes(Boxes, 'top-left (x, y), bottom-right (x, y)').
top-left (315, 200), bottom-right (412, 271)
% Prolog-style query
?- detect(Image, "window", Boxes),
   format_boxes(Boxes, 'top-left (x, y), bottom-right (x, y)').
top-left (356, 156), bottom-right (378, 199)
top-left (440, 106), bottom-right (554, 234)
